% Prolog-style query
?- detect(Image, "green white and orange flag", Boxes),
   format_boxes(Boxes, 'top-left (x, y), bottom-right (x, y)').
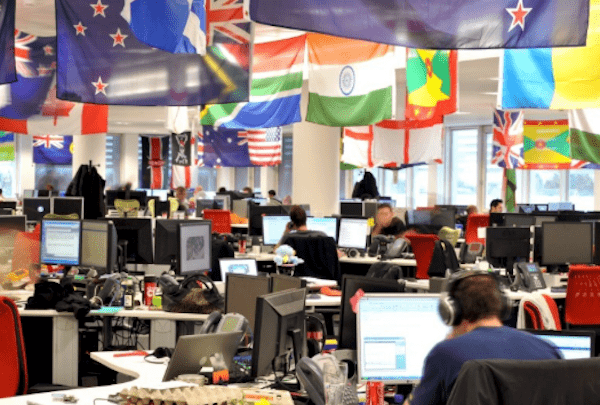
top-left (306, 33), bottom-right (395, 127)
top-left (406, 49), bottom-right (457, 121)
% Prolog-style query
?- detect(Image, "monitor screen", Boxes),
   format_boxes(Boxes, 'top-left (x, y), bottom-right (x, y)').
top-left (262, 215), bottom-right (289, 246)
top-left (517, 204), bottom-right (536, 214)
top-left (23, 197), bottom-right (51, 222)
top-left (504, 213), bottom-right (536, 227)
top-left (154, 219), bottom-right (190, 265)
top-left (338, 275), bottom-right (406, 350)
top-left (80, 220), bottom-right (117, 274)
top-left (196, 199), bottom-right (219, 216)
top-left (111, 218), bottom-right (154, 264)
top-left (363, 201), bottom-right (379, 220)
top-left (248, 205), bottom-right (283, 236)
top-left (219, 258), bottom-right (258, 282)
top-left (214, 194), bottom-right (230, 211)
top-left (40, 220), bottom-right (81, 266)
top-left (270, 273), bottom-right (307, 293)
top-left (485, 226), bottom-right (531, 272)
top-left (0, 201), bottom-right (17, 210)
top-left (548, 202), bottom-right (574, 211)
top-left (225, 273), bottom-right (271, 335)
top-left (340, 201), bottom-right (363, 217)
top-left (177, 221), bottom-right (212, 276)
top-left (338, 218), bottom-right (369, 249)
top-left (23, 190), bottom-right (35, 198)
top-left (542, 222), bottom-right (593, 265)
top-left (357, 294), bottom-right (450, 384)
top-left (528, 330), bottom-right (595, 359)
top-left (306, 217), bottom-right (338, 241)
top-left (406, 210), bottom-right (432, 226)
top-left (52, 197), bottom-right (84, 218)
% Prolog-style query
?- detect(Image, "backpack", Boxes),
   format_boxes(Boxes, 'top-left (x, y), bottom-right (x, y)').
top-left (428, 238), bottom-right (460, 278)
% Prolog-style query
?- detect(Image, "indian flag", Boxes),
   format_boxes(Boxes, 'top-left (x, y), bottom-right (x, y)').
top-left (201, 34), bottom-right (306, 129)
top-left (307, 33), bottom-right (395, 127)
top-left (569, 109), bottom-right (600, 164)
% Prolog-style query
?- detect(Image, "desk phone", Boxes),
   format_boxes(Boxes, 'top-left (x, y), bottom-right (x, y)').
top-left (512, 262), bottom-right (546, 292)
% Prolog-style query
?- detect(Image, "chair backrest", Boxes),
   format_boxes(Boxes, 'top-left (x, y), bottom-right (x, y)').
top-left (114, 199), bottom-right (140, 217)
top-left (43, 213), bottom-right (80, 220)
top-left (518, 293), bottom-right (562, 330)
top-left (283, 234), bottom-right (340, 281)
top-left (438, 226), bottom-right (460, 247)
top-left (565, 265), bottom-right (600, 325)
top-left (0, 296), bottom-right (28, 397)
top-left (465, 213), bottom-right (489, 245)
top-left (404, 233), bottom-right (440, 279)
top-left (203, 209), bottom-right (232, 234)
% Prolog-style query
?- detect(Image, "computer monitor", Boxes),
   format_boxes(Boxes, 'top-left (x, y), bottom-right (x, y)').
top-left (262, 215), bottom-right (289, 246)
top-left (110, 218), bottom-right (154, 264)
top-left (225, 273), bottom-right (271, 335)
top-left (528, 330), bottom-right (595, 359)
top-left (177, 221), bottom-right (212, 276)
top-left (214, 194), bottom-right (230, 211)
top-left (485, 226), bottom-right (531, 273)
top-left (340, 201), bottom-right (363, 217)
top-left (23, 189), bottom-right (35, 198)
top-left (337, 218), bottom-right (369, 250)
top-left (504, 213), bottom-right (536, 227)
top-left (37, 189), bottom-right (50, 197)
top-left (338, 275), bottom-right (406, 351)
top-left (248, 204), bottom-right (283, 236)
top-left (154, 219), bottom-right (190, 266)
top-left (0, 201), bottom-right (17, 211)
top-left (23, 197), bottom-right (51, 223)
top-left (270, 273), bottom-right (307, 293)
top-left (219, 258), bottom-right (258, 282)
top-left (52, 197), bottom-right (84, 218)
top-left (489, 212), bottom-right (505, 227)
top-left (548, 202), bottom-right (575, 211)
top-left (105, 190), bottom-right (148, 209)
top-left (542, 222), bottom-right (593, 267)
top-left (251, 288), bottom-right (306, 378)
top-left (80, 220), bottom-right (118, 274)
top-left (363, 201), bottom-right (379, 219)
top-left (195, 199), bottom-right (222, 217)
top-left (232, 199), bottom-right (249, 218)
top-left (306, 217), bottom-right (338, 241)
top-left (534, 215), bottom-right (556, 226)
top-left (39, 219), bottom-right (82, 266)
top-left (357, 294), bottom-right (450, 384)
top-left (534, 204), bottom-right (548, 212)
top-left (517, 204), bottom-right (536, 214)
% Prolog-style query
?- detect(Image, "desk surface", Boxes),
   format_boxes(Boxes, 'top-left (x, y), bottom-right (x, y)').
top-left (18, 307), bottom-right (210, 321)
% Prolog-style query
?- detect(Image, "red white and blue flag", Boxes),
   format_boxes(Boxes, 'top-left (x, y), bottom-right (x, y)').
top-left (33, 135), bottom-right (73, 164)
top-left (237, 127), bottom-right (282, 166)
top-left (492, 109), bottom-right (524, 169)
top-left (141, 135), bottom-right (170, 189)
top-left (200, 126), bottom-right (252, 167)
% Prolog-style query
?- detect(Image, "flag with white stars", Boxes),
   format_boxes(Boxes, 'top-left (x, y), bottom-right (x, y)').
top-left (237, 127), bottom-right (282, 166)
top-left (200, 126), bottom-right (252, 167)
top-left (0, 0), bottom-right (15, 84)
top-left (55, 0), bottom-right (250, 106)
top-left (33, 135), bottom-right (73, 164)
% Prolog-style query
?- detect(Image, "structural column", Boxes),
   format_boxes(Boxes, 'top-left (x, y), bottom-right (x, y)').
top-left (73, 134), bottom-right (106, 179)
top-left (16, 134), bottom-right (34, 196)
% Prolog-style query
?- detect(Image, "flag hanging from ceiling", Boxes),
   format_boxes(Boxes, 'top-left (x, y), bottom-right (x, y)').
top-left (33, 135), bottom-right (73, 164)
top-left (200, 126), bottom-right (252, 167)
top-left (568, 109), bottom-right (600, 165)
top-left (250, 0), bottom-right (589, 49)
top-left (0, 132), bottom-right (14, 161)
top-left (140, 135), bottom-right (170, 189)
top-left (171, 132), bottom-right (192, 166)
top-left (0, 0), bottom-right (16, 84)
top-left (503, 168), bottom-right (517, 213)
top-left (406, 49), bottom-right (457, 121)
top-left (523, 119), bottom-right (570, 169)
top-left (500, 0), bottom-right (600, 109)
top-left (55, 0), bottom-right (250, 106)
top-left (171, 165), bottom-right (192, 189)
top-left (237, 127), bottom-right (282, 166)
top-left (491, 109), bottom-right (524, 169)
top-left (341, 126), bottom-right (380, 168)
top-left (306, 33), bottom-right (395, 127)
top-left (0, 32), bottom-right (108, 135)
top-left (201, 34), bottom-right (306, 129)
top-left (121, 0), bottom-right (206, 54)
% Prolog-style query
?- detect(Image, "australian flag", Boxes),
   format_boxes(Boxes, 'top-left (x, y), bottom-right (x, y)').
top-left (0, 0), bottom-right (15, 84)
top-left (55, 0), bottom-right (250, 106)
top-left (201, 126), bottom-right (252, 167)
top-left (33, 135), bottom-right (73, 165)
top-left (492, 109), bottom-right (524, 169)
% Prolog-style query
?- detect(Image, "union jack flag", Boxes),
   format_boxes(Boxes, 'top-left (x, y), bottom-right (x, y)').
top-left (14, 31), bottom-right (37, 78)
top-left (32, 134), bottom-right (73, 164)
top-left (237, 127), bottom-right (282, 166)
top-left (33, 134), bottom-right (65, 148)
top-left (206, 0), bottom-right (250, 46)
top-left (570, 160), bottom-right (600, 170)
top-left (196, 130), bottom-right (205, 166)
top-left (492, 109), bottom-right (524, 169)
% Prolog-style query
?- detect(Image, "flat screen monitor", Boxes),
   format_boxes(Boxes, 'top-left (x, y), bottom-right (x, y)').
top-left (528, 330), bottom-right (595, 359)
top-left (80, 220), bottom-right (118, 274)
top-left (231, 199), bottom-right (249, 218)
top-left (338, 218), bottom-right (369, 250)
top-left (340, 201), bottom-right (363, 217)
top-left (357, 294), bottom-right (450, 384)
top-left (40, 220), bottom-right (81, 266)
top-left (406, 210), bottom-right (432, 226)
top-left (485, 226), bottom-right (531, 272)
top-left (542, 222), bottom-right (593, 266)
top-left (0, 215), bottom-right (27, 264)
top-left (0, 215), bottom-right (26, 233)
top-left (251, 288), bottom-right (306, 378)
top-left (23, 197), bottom-right (51, 223)
top-left (219, 258), bottom-right (258, 282)
top-left (548, 202), bottom-right (574, 211)
top-left (248, 204), bottom-right (283, 236)
top-left (0, 201), bottom-right (17, 211)
top-left (196, 199), bottom-right (225, 217)
top-left (489, 212), bottom-right (505, 227)
top-left (177, 221), bottom-right (212, 276)
top-left (225, 273), bottom-right (270, 335)
top-left (154, 219), bottom-right (190, 265)
top-left (262, 215), bottom-right (289, 246)
top-left (363, 201), bottom-right (379, 220)
top-left (52, 197), bottom-right (84, 218)
top-left (338, 275), bottom-right (406, 351)
top-left (517, 204), bottom-right (536, 214)
top-left (23, 189), bottom-right (35, 198)
top-left (105, 190), bottom-right (148, 209)
top-left (306, 217), bottom-right (338, 241)
top-left (37, 190), bottom-right (50, 197)
top-left (270, 273), bottom-right (307, 293)
top-left (110, 218), bottom-right (154, 264)
top-left (504, 213), bottom-right (536, 227)
top-left (214, 194), bottom-right (230, 211)
top-left (535, 204), bottom-right (548, 212)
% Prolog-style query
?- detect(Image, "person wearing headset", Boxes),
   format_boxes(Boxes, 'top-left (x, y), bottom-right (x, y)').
top-left (276, 205), bottom-right (327, 249)
top-left (405, 271), bottom-right (561, 405)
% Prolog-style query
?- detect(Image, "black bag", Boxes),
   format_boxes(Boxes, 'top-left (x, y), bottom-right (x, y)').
top-left (161, 274), bottom-right (224, 314)
top-left (428, 238), bottom-right (460, 278)
top-left (366, 262), bottom-right (405, 280)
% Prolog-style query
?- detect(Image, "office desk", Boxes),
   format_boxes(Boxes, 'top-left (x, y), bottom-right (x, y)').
top-left (339, 256), bottom-right (417, 267)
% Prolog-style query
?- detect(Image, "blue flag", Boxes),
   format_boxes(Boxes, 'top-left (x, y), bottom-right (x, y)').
top-left (201, 126), bottom-right (252, 167)
top-left (55, 0), bottom-right (250, 106)
top-left (33, 135), bottom-right (73, 165)
top-left (0, 0), bottom-right (15, 84)
top-left (121, 0), bottom-right (206, 54)
top-left (250, 0), bottom-right (589, 49)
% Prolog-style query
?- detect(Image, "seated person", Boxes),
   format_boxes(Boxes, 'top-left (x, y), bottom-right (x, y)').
top-left (267, 189), bottom-right (282, 206)
top-left (490, 198), bottom-right (504, 213)
top-left (174, 186), bottom-right (195, 212)
top-left (405, 272), bottom-right (561, 405)
top-left (372, 203), bottom-right (406, 237)
top-left (456, 205), bottom-right (477, 228)
top-left (277, 205), bottom-right (327, 248)
top-left (193, 185), bottom-right (206, 200)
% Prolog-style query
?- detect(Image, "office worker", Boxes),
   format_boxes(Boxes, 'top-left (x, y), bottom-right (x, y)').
top-left (371, 203), bottom-right (405, 237)
top-left (276, 205), bottom-right (327, 248)
top-left (490, 199), bottom-right (504, 213)
top-left (456, 204), bottom-right (478, 228)
top-left (405, 271), bottom-right (561, 405)
top-left (193, 185), bottom-right (206, 200)
top-left (175, 186), bottom-right (194, 211)
top-left (267, 189), bottom-right (282, 206)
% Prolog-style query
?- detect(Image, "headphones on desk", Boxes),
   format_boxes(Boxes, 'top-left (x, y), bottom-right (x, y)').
top-left (346, 248), bottom-right (364, 258)
top-left (438, 270), bottom-right (511, 326)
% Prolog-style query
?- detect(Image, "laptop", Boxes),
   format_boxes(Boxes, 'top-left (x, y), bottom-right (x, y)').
top-left (219, 258), bottom-right (258, 282)
top-left (162, 331), bottom-right (244, 382)
top-left (528, 329), bottom-right (596, 359)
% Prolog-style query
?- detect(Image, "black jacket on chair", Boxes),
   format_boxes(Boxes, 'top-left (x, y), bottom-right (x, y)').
top-left (282, 234), bottom-right (340, 281)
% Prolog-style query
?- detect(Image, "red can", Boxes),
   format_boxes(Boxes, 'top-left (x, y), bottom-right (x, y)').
top-left (366, 381), bottom-right (384, 405)
top-left (144, 276), bottom-right (157, 306)
top-left (238, 238), bottom-right (247, 254)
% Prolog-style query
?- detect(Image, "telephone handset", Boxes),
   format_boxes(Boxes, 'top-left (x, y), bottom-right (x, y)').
top-left (199, 311), bottom-right (249, 334)
top-left (383, 238), bottom-right (408, 260)
top-left (296, 354), bottom-right (357, 405)
top-left (511, 262), bottom-right (546, 292)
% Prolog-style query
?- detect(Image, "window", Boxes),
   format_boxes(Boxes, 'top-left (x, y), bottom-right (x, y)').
top-left (105, 135), bottom-right (120, 190)
top-left (569, 170), bottom-right (594, 211)
top-left (413, 165), bottom-right (429, 208)
top-left (382, 169), bottom-right (407, 207)
top-left (530, 170), bottom-right (561, 203)
top-left (234, 167), bottom-right (248, 191)
top-left (196, 167), bottom-right (217, 191)
top-left (450, 128), bottom-right (478, 205)
top-left (0, 161), bottom-right (16, 198)
top-left (34, 165), bottom-right (73, 191)
top-left (278, 135), bottom-right (293, 200)
top-left (485, 131), bottom-right (503, 209)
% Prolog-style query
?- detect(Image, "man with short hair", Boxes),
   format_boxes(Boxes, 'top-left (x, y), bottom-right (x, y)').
top-left (490, 199), bottom-right (504, 213)
top-left (371, 203), bottom-right (407, 238)
top-left (405, 272), bottom-right (561, 405)
top-left (267, 189), bottom-right (282, 206)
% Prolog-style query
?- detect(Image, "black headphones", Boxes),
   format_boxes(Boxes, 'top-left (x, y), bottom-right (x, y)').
top-left (438, 270), bottom-right (511, 326)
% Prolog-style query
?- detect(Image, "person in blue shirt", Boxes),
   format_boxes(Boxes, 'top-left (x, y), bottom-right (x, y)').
top-left (406, 271), bottom-right (562, 405)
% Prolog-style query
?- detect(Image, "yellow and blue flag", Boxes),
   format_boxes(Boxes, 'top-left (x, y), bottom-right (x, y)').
top-left (32, 135), bottom-right (73, 165)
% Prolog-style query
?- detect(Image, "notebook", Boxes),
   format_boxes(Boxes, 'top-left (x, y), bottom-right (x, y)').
top-left (219, 258), bottom-right (258, 282)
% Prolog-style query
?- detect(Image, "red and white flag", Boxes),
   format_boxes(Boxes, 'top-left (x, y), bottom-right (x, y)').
top-left (171, 165), bottom-right (192, 189)
top-left (238, 126), bottom-right (282, 166)
top-left (141, 135), bottom-right (169, 190)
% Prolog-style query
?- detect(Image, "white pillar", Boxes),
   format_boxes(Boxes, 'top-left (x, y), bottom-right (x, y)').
top-left (216, 167), bottom-right (235, 191)
top-left (120, 134), bottom-right (139, 189)
top-left (16, 134), bottom-right (34, 196)
top-left (427, 163), bottom-right (438, 206)
top-left (73, 134), bottom-right (106, 179)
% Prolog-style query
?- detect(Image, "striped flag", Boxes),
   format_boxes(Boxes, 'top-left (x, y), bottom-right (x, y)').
top-left (238, 127), bottom-right (282, 166)
top-left (0, 132), bottom-right (14, 161)
top-left (306, 33), bottom-right (395, 127)
top-left (171, 165), bottom-right (192, 188)
top-left (569, 109), bottom-right (600, 165)
top-left (141, 136), bottom-right (170, 189)
top-left (491, 109), bottom-right (524, 169)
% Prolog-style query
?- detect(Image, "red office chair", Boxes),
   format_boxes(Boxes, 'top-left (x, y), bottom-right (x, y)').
top-left (405, 233), bottom-right (440, 279)
top-left (0, 296), bottom-right (27, 398)
top-left (203, 209), bottom-right (232, 234)
top-left (520, 294), bottom-right (562, 330)
top-left (565, 265), bottom-right (600, 326)
top-left (465, 213), bottom-right (489, 245)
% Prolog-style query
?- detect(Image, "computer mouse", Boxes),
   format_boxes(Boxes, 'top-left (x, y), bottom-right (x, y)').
top-left (152, 347), bottom-right (173, 359)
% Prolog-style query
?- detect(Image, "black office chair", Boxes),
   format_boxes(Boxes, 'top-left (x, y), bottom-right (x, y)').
top-left (283, 234), bottom-right (340, 281)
